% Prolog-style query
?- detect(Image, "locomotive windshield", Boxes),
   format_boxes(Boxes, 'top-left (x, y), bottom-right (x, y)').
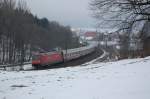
top-left (32, 55), bottom-right (40, 60)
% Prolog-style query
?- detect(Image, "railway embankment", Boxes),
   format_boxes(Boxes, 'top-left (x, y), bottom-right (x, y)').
top-left (0, 47), bottom-right (105, 71)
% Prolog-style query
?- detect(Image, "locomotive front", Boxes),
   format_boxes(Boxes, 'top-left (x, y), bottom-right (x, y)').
top-left (32, 53), bottom-right (41, 66)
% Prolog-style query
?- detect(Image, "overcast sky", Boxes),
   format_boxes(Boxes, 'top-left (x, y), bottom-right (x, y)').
top-left (24, 0), bottom-right (96, 29)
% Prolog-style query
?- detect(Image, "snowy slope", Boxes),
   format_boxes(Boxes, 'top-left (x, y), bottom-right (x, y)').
top-left (0, 57), bottom-right (150, 99)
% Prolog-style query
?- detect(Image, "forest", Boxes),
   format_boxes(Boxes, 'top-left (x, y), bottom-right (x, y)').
top-left (0, 0), bottom-right (80, 65)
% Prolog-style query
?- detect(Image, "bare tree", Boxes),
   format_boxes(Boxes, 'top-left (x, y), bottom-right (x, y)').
top-left (90, 0), bottom-right (150, 31)
top-left (90, 0), bottom-right (150, 58)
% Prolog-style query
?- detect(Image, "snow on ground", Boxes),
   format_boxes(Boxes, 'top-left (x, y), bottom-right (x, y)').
top-left (0, 57), bottom-right (150, 99)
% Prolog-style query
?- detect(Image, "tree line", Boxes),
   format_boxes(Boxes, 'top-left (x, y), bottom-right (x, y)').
top-left (0, 0), bottom-right (79, 65)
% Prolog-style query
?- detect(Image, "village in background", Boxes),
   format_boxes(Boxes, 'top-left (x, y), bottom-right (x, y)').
top-left (72, 24), bottom-right (150, 60)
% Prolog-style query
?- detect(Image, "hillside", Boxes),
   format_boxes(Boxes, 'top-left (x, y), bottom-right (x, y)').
top-left (0, 57), bottom-right (150, 99)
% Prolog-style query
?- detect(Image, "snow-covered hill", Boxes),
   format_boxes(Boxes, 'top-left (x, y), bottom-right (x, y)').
top-left (0, 56), bottom-right (150, 99)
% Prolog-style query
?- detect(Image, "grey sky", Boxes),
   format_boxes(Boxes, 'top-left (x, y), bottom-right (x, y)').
top-left (25, 0), bottom-right (96, 28)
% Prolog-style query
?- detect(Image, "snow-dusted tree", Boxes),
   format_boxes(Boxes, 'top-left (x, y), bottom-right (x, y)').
top-left (90, 0), bottom-right (150, 58)
top-left (90, 0), bottom-right (150, 30)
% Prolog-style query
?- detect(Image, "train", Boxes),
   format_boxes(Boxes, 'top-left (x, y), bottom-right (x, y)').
top-left (32, 42), bottom-right (98, 68)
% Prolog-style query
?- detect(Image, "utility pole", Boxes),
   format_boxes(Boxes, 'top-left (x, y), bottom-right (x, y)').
top-left (65, 32), bottom-right (68, 58)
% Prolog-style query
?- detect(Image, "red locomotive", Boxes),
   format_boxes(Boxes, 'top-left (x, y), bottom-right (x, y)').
top-left (32, 42), bottom-right (97, 68)
top-left (32, 51), bottom-right (64, 67)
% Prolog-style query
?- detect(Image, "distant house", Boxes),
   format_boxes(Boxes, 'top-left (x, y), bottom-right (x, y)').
top-left (84, 32), bottom-right (97, 40)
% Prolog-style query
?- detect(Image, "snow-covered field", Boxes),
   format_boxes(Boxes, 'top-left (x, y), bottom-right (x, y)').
top-left (0, 56), bottom-right (150, 99)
